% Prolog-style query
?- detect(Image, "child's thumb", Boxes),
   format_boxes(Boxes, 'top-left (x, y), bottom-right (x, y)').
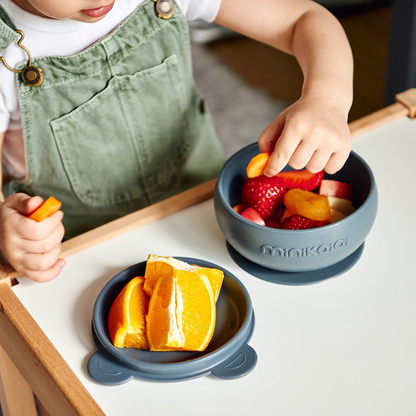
top-left (6, 194), bottom-right (45, 216)
top-left (25, 196), bottom-right (46, 216)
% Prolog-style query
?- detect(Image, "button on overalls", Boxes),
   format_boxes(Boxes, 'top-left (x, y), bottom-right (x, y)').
top-left (0, 1), bottom-right (224, 239)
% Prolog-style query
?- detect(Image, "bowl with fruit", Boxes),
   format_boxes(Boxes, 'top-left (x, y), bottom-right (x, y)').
top-left (88, 255), bottom-right (257, 384)
top-left (214, 143), bottom-right (378, 284)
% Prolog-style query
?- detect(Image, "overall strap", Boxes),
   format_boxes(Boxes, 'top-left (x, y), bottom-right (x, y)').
top-left (0, 4), bottom-right (18, 54)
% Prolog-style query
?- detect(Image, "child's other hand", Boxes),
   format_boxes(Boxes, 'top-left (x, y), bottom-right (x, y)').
top-left (0, 193), bottom-right (66, 282)
top-left (258, 93), bottom-right (352, 176)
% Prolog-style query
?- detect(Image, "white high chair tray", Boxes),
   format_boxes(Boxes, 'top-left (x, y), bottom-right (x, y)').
top-left (1, 90), bottom-right (416, 416)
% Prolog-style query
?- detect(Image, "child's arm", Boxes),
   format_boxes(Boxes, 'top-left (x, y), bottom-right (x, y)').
top-left (0, 132), bottom-right (66, 282)
top-left (214, 0), bottom-right (353, 175)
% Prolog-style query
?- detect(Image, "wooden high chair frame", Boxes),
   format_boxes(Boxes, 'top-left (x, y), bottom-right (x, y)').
top-left (0, 89), bottom-right (416, 416)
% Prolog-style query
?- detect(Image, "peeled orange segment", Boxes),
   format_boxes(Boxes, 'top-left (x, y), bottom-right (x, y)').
top-left (190, 265), bottom-right (224, 303)
top-left (146, 270), bottom-right (216, 352)
top-left (28, 196), bottom-right (62, 222)
top-left (107, 276), bottom-right (149, 350)
top-left (246, 153), bottom-right (271, 178)
top-left (283, 188), bottom-right (331, 222)
top-left (144, 254), bottom-right (224, 301)
top-left (144, 255), bottom-right (189, 297)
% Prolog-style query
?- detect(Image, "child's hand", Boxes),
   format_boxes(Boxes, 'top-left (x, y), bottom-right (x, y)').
top-left (258, 93), bottom-right (352, 176)
top-left (0, 193), bottom-right (66, 282)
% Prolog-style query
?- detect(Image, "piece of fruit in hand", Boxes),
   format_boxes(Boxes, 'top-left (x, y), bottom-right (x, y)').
top-left (277, 169), bottom-right (323, 191)
top-left (246, 153), bottom-right (271, 178)
top-left (241, 207), bottom-right (266, 226)
top-left (319, 179), bottom-right (353, 201)
top-left (241, 175), bottom-right (286, 220)
top-left (281, 214), bottom-right (330, 230)
top-left (28, 196), bottom-right (62, 222)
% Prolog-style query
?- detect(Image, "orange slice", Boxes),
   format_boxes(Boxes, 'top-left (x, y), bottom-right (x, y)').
top-left (107, 276), bottom-right (149, 349)
top-left (246, 153), bottom-right (271, 178)
top-left (144, 254), bottom-right (224, 301)
top-left (28, 196), bottom-right (62, 222)
top-left (146, 270), bottom-right (216, 351)
top-left (143, 255), bottom-right (189, 297)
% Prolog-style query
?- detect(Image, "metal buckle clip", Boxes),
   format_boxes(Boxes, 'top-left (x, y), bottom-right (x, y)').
top-left (0, 30), bottom-right (43, 87)
top-left (153, 0), bottom-right (175, 20)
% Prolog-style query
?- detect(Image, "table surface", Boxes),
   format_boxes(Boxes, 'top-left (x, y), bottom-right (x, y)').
top-left (12, 115), bottom-right (416, 416)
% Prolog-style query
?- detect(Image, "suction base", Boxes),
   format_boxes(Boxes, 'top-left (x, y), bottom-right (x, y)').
top-left (226, 242), bottom-right (364, 286)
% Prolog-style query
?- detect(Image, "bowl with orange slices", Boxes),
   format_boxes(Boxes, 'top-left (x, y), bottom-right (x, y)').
top-left (214, 143), bottom-right (378, 284)
top-left (87, 255), bottom-right (256, 384)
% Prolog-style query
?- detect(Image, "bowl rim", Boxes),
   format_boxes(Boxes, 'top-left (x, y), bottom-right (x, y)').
top-left (215, 143), bottom-right (377, 233)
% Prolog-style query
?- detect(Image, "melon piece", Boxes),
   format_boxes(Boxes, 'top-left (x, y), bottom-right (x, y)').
top-left (327, 196), bottom-right (355, 216)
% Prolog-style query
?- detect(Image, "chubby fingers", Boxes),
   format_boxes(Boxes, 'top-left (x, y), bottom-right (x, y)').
top-left (3, 193), bottom-right (44, 217)
top-left (258, 116), bottom-right (285, 155)
top-left (20, 212), bottom-right (65, 282)
top-left (19, 213), bottom-right (65, 253)
top-left (18, 258), bottom-right (66, 283)
top-left (4, 210), bottom-right (65, 282)
top-left (258, 112), bottom-right (308, 176)
top-left (320, 151), bottom-right (351, 175)
top-left (259, 122), bottom-right (351, 176)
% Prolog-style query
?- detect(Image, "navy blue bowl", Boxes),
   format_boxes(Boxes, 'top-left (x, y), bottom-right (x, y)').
top-left (87, 258), bottom-right (257, 384)
top-left (214, 143), bottom-right (378, 273)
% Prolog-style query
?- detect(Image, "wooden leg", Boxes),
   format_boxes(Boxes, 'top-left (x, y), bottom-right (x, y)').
top-left (0, 344), bottom-right (37, 416)
top-left (35, 395), bottom-right (51, 416)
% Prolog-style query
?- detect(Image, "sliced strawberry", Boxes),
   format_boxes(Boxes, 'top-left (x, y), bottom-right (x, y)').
top-left (277, 169), bottom-right (323, 191)
top-left (240, 207), bottom-right (266, 226)
top-left (281, 214), bottom-right (319, 230)
top-left (241, 175), bottom-right (286, 220)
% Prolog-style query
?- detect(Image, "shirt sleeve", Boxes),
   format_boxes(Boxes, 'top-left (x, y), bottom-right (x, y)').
top-left (176, 0), bottom-right (223, 22)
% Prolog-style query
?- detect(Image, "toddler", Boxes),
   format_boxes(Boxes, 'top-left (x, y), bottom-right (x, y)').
top-left (0, 0), bottom-right (353, 281)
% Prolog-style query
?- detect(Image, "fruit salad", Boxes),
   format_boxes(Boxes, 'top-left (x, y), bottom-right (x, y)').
top-left (234, 153), bottom-right (355, 230)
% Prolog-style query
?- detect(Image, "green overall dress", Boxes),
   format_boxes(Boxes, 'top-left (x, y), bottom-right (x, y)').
top-left (0, 1), bottom-right (224, 239)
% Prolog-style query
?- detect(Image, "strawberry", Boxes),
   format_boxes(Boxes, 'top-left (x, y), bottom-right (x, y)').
top-left (277, 169), bottom-right (324, 191)
top-left (265, 219), bottom-right (281, 229)
top-left (241, 207), bottom-right (266, 226)
top-left (241, 175), bottom-right (286, 220)
top-left (281, 214), bottom-right (329, 230)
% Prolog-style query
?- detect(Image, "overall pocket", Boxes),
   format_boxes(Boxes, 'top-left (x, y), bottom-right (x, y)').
top-left (51, 54), bottom-right (191, 207)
